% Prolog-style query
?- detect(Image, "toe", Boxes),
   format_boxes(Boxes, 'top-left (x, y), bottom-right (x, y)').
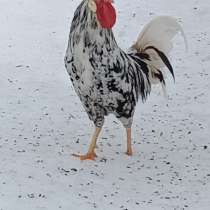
top-left (72, 152), bottom-right (97, 161)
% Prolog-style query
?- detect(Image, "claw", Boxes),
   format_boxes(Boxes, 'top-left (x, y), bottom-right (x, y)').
top-left (72, 152), bottom-right (97, 160)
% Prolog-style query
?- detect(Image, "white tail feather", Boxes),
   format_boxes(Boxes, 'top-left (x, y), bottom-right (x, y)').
top-left (132, 16), bottom-right (187, 95)
top-left (135, 16), bottom-right (188, 54)
top-left (134, 16), bottom-right (187, 71)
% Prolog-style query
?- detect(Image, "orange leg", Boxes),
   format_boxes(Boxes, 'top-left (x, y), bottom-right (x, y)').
top-left (72, 127), bottom-right (101, 160)
top-left (126, 128), bottom-right (133, 156)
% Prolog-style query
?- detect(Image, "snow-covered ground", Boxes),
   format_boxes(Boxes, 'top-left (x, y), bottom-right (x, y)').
top-left (0, 0), bottom-right (210, 209)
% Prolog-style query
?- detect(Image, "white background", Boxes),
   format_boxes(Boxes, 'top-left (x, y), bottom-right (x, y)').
top-left (0, 0), bottom-right (210, 209)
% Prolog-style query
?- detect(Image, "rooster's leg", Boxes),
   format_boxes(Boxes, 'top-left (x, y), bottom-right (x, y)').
top-left (73, 127), bottom-right (101, 160)
top-left (126, 128), bottom-right (133, 156)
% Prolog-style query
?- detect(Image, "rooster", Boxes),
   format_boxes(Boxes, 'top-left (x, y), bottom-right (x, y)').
top-left (64, 0), bottom-right (187, 160)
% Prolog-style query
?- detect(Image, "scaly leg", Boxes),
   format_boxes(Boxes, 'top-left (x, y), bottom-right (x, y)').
top-left (126, 128), bottom-right (133, 156)
top-left (73, 127), bottom-right (101, 160)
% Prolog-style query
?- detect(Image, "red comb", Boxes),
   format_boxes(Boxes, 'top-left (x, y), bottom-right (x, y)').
top-left (96, 0), bottom-right (116, 29)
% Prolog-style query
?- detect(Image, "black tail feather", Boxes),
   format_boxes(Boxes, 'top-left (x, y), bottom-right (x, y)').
top-left (145, 46), bottom-right (175, 81)
top-left (153, 69), bottom-right (166, 85)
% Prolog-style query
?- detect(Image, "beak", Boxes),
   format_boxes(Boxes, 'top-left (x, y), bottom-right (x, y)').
top-left (88, 0), bottom-right (97, 12)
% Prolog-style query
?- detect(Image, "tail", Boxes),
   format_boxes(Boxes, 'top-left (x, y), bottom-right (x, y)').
top-left (130, 16), bottom-right (187, 93)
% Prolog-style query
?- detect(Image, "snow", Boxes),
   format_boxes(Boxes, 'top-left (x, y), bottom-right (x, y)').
top-left (0, 0), bottom-right (210, 209)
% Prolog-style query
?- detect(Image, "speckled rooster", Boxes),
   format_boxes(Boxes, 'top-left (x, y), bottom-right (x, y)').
top-left (64, 0), bottom-right (187, 160)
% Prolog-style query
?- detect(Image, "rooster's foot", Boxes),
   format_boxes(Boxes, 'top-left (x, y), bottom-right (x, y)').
top-left (72, 152), bottom-right (97, 160)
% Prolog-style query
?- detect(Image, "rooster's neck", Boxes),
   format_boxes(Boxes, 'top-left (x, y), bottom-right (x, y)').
top-left (69, 0), bottom-right (118, 51)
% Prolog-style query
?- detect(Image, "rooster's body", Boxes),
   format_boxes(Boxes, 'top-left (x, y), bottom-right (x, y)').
top-left (64, 0), bottom-right (186, 160)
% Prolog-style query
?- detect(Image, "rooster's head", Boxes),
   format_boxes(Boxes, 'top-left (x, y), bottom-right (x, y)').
top-left (88, 0), bottom-right (116, 29)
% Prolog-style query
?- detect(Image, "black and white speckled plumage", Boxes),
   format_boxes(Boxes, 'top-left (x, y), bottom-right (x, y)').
top-left (64, 0), bottom-right (171, 128)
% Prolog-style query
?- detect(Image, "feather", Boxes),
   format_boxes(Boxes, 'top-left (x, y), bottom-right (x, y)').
top-left (133, 16), bottom-right (188, 71)
top-left (65, 2), bottom-right (185, 128)
top-left (131, 16), bottom-right (187, 87)
top-left (135, 16), bottom-right (188, 54)
top-left (130, 16), bottom-right (187, 96)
